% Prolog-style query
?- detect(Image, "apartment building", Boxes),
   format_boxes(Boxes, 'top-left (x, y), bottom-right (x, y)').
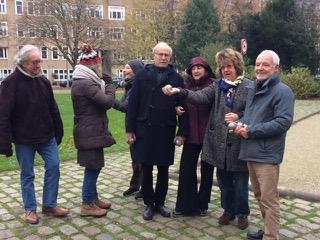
top-left (0, 0), bottom-right (139, 82)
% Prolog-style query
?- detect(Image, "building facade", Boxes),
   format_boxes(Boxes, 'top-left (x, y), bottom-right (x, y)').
top-left (0, 0), bottom-right (138, 82)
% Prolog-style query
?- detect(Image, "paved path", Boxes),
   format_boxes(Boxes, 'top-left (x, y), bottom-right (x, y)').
top-left (0, 100), bottom-right (319, 239)
top-left (0, 151), bottom-right (320, 240)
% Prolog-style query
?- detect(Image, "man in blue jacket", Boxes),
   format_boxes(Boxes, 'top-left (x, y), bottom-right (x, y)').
top-left (234, 50), bottom-right (295, 240)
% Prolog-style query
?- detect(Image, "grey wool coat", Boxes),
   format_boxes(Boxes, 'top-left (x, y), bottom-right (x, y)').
top-left (180, 78), bottom-right (253, 172)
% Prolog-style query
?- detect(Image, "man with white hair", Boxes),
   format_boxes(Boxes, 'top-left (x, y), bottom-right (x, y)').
top-left (126, 42), bottom-right (188, 221)
top-left (234, 50), bottom-right (295, 240)
top-left (0, 45), bottom-right (68, 224)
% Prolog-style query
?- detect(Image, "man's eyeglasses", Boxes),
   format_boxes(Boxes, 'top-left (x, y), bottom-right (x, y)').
top-left (27, 60), bottom-right (43, 65)
top-left (155, 53), bottom-right (170, 58)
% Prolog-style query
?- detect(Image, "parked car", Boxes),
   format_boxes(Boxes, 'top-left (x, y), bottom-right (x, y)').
top-left (112, 76), bottom-right (124, 87)
top-left (53, 79), bottom-right (73, 87)
top-left (315, 68), bottom-right (320, 81)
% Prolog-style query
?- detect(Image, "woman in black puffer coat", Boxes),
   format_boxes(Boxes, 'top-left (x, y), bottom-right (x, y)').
top-left (113, 59), bottom-right (144, 199)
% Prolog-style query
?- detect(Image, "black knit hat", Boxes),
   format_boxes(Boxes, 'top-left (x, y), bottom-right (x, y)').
top-left (127, 59), bottom-right (144, 74)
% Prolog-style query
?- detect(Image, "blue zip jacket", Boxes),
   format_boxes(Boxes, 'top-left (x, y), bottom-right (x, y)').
top-left (239, 73), bottom-right (295, 164)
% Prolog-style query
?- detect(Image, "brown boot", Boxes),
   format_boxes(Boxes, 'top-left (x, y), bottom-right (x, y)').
top-left (25, 211), bottom-right (39, 224)
top-left (95, 199), bottom-right (111, 209)
top-left (218, 211), bottom-right (235, 225)
top-left (237, 216), bottom-right (249, 230)
top-left (42, 206), bottom-right (69, 217)
top-left (81, 203), bottom-right (107, 217)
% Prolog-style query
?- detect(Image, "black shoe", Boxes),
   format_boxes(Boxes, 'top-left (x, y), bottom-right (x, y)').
top-left (135, 190), bottom-right (143, 200)
top-left (172, 210), bottom-right (183, 217)
top-left (156, 205), bottom-right (171, 218)
top-left (143, 205), bottom-right (154, 221)
top-left (199, 209), bottom-right (208, 217)
top-left (123, 188), bottom-right (139, 197)
top-left (247, 230), bottom-right (264, 240)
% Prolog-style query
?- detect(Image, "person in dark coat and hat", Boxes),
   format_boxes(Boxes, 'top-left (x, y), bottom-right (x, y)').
top-left (173, 57), bottom-right (215, 217)
top-left (71, 43), bottom-right (116, 217)
top-left (113, 59), bottom-right (144, 199)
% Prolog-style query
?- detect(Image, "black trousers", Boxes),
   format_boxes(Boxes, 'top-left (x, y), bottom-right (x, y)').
top-left (175, 143), bottom-right (214, 214)
top-left (142, 164), bottom-right (169, 207)
top-left (129, 143), bottom-right (143, 190)
top-left (129, 162), bottom-right (143, 189)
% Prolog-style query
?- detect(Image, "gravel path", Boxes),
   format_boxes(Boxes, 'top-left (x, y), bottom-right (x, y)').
top-left (280, 113), bottom-right (320, 195)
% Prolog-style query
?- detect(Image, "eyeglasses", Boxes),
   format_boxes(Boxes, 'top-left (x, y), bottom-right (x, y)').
top-left (27, 59), bottom-right (43, 65)
top-left (155, 52), bottom-right (170, 58)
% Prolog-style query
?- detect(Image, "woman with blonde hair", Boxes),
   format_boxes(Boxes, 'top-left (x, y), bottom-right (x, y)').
top-left (163, 48), bottom-right (253, 229)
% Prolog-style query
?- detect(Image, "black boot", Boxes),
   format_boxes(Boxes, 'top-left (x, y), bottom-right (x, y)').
top-left (247, 230), bottom-right (264, 240)
top-left (143, 205), bottom-right (154, 221)
top-left (156, 205), bottom-right (171, 218)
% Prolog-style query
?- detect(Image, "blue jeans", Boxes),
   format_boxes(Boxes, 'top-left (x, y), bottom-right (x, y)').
top-left (15, 138), bottom-right (60, 211)
top-left (82, 168), bottom-right (101, 203)
top-left (217, 168), bottom-right (250, 216)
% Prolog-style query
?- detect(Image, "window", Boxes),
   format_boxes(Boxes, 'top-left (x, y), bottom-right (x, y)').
top-left (108, 6), bottom-right (125, 20)
top-left (109, 27), bottom-right (124, 41)
top-left (88, 5), bottom-right (103, 19)
top-left (89, 27), bottom-right (103, 38)
top-left (0, 22), bottom-right (7, 36)
top-left (53, 69), bottom-right (73, 81)
top-left (29, 28), bottom-right (36, 38)
top-left (15, 0), bottom-right (23, 14)
top-left (41, 47), bottom-right (48, 59)
top-left (62, 46), bottom-right (68, 59)
top-left (0, 47), bottom-right (8, 59)
top-left (113, 51), bottom-right (124, 61)
top-left (0, 0), bottom-right (6, 14)
top-left (42, 69), bottom-right (48, 78)
top-left (52, 47), bottom-right (59, 60)
top-left (16, 24), bottom-right (25, 37)
top-left (27, 0), bottom-right (35, 15)
top-left (0, 69), bottom-right (11, 80)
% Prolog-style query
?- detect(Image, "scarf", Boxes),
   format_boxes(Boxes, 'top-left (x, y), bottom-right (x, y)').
top-left (73, 64), bottom-right (105, 91)
top-left (218, 76), bottom-right (243, 108)
top-left (16, 65), bottom-right (44, 78)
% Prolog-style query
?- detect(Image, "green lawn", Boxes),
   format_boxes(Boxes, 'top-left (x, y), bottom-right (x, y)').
top-left (0, 91), bottom-right (128, 172)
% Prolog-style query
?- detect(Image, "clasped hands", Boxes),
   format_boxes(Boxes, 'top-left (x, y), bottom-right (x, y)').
top-left (162, 85), bottom-right (180, 96)
top-left (225, 113), bottom-right (249, 139)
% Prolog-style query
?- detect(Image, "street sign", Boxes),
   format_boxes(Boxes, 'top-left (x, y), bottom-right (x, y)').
top-left (241, 38), bottom-right (247, 55)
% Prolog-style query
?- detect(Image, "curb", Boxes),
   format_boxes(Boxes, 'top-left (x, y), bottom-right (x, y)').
top-left (169, 172), bottom-right (320, 203)
top-left (293, 110), bottom-right (320, 125)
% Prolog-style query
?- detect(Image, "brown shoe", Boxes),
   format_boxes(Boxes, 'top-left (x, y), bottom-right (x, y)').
top-left (42, 206), bottom-right (69, 217)
top-left (218, 211), bottom-right (235, 225)
top-left (95, 199), bottom-right (111, 209)
top-left (81, 203), bottom-right (107, 217)
top-left (25, 211), bottom-right (39, 224)
top-left (237, 216), bottom-right (249, 230)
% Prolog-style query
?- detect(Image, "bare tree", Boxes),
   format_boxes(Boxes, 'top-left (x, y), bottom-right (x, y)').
top-left (123, 0), bottom-right (187, 61)
top-left (18, 0), bottom-right (111, 69)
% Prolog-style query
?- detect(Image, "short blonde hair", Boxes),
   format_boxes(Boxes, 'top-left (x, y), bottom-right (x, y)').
top-left (152, 42), bottom-right (172, 56)
top-left (215, 48), bottom-right (244, 77)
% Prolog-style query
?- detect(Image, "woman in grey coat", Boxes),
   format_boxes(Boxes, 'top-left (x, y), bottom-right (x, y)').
top-left (163, 49), bottom-right (253, 229)
top-left (71, 44), bottom-right (116, 217)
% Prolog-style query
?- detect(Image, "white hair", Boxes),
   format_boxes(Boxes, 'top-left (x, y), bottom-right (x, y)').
top-left (13, 45), bottom-right (41, 66)
top-left (152, 42), bottom-right (172, 56)
top-left (258, 50), bottom-right (280, 65)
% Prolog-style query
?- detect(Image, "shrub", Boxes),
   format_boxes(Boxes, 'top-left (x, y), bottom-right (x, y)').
top-left (282, 67), bottom-right (320, 99)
